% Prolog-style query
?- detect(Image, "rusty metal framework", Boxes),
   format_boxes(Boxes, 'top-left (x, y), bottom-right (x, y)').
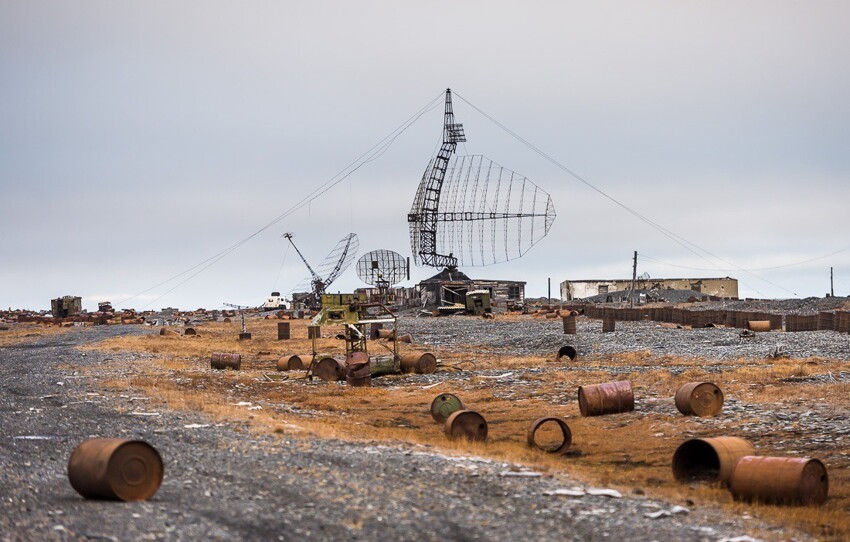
top-left (356, 249), bottom-right (409, 305)
top-left (287, 232), bottom-right (359, 306)
top-left (408, 89), bottom-right (556, 268)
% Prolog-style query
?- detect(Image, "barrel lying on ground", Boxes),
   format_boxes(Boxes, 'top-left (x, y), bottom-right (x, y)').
top-left (277, 354), bottom-right (308, 371)
top-left (556, 345), bottom-right (577, 361)
top-left (729, 456), bottom-right (828, 506)
top-left (314, 356), bottom-right (345, 381)
top-left (747, 320), bottom-right (771, 332)
top-left (444, 410), bottom-right (488, 441)
top-left (400, 352), bottom-right (437, 374)
top-left (526, 417), bottom-right (572, 455)
top-left (675, 382), bottom-right (724, 416)
top-left (577, 380), bottom-right (634, 416)
top-left (68, 439), bottom-right (163, 501)
top-left (430, 393), bottom-right (464, 423)
top-left (672, 436), bottom-right (755, 486)
top-left (210, 352), bottom-right (241, 370)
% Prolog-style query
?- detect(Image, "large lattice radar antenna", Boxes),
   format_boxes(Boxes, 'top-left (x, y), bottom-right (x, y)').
top-left (286, 232), bottom-right (360, 307)
top-left (408, 89), bottom-right (556, 268)
top-left (356, 249), bottom-right (409, 305)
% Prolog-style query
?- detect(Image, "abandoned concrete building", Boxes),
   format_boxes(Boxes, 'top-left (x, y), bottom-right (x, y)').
top-left (560, 277), bottom-right (739, 301)
top-left (50, 296), bottom-right (82, 318)
top-left (416, 268), bottom-right (526, 309)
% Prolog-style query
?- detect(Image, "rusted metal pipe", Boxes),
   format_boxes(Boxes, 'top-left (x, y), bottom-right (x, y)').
top-left (314, 356), bottom-right (345, 381)
top-left (68, 439), bottom-right (163, 501)
top-left (400, 352), bottom-right (437, 374)
top-left (526, 417), bottom-right (572, 455)
top-left (430, 393), bottom-right (464, 423)
top-left (729, 456), bottom-right (828, 506)
top-left (577, 380), bottom-right (634, 416)
top-left (277, 355), bottom-right (307, 371)
top-left (672, 436), bottom-right (755, 486)
top-left (210, 352), bottom-right (241, 370)
top-left (675, 382), bottom-right (724, 417)
top-left (557, 345), bottom-right (577, 361)
top-left (444, 410), bottom-right (488, 441)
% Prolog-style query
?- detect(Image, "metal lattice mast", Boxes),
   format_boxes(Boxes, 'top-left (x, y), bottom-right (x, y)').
top-left (408, 88), bottom-right (465, 268)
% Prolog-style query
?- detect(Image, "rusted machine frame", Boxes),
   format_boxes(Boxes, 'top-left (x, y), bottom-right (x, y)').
top-left (305, 297), bottom-right (401, 380)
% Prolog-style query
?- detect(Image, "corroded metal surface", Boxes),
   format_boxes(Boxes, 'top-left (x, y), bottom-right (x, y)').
top-left (277, 355), bottom-right (307, 371)
top-left (444, 410), bottom-right (488, 441)
top-left (562, 315), bottom-right (577, 335)
top-left (430, 393), bottom-right (464, 423)
top-left (526, 417), bottom-right (572, 455)
top-left (210, 352), bottom-right (241, 370)
top-left (68, 439), bottom-right (163, 501)
top-left (675, 382), bottom-right (724, 417)
top-left (577, 380), bottom-right (633, 416)
top-left (400, 352), bottom-right (436, 374)
top-left (730, 456), bottom-right (828, 506)
top-left (672, 437), bottom-right (755, 486)
top-left (556, 345), bottom-right (577, 361)
top-left (314, 356), bottom-right (345, 381)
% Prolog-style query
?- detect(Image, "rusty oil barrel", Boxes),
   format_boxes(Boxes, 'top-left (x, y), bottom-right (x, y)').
top-left (277, 355), bottom-right (307, 371)
top-left (672, 436), bottom-right (755, 486)
top-left (556, 345), bottom-right (577, 361)
top-left (430, 393), bottom-right (464, 423)
top-left (602, 317), bottom-right (615, 333)
top-left (400, 352), bottom-right (436, 374)
top-left (68, 439), bottom-right (163, 501)
top-left (183, 327), bottom-right (197, 336)
top-left (675, 382), bottom-right (724, 417)
top-left (277, 322), bottom-right (290, 340)
top-left (345, 360), bottom-right (372, 387)
top-left (369, 322), bottom-right (383, 339)
top-left (390, 333), bottom-right (413, 344)
top-left (577, 380), bottom-right (634, 416)
top-left (307, 325), bottom-right (321, 339)
top-left (314, 356), bottom-right (345, 381)
top-left (747, 320), bottom-right (770, 332)
top-left (444, 410), bottom-right (488, 441)
top-left (526, 416), bottom-right (572, 455)
top-left (729, 456), bottom-right (828, 506)
top-left (376, 328), bottom-right (395, 339)
top-left (562, 315), bottom-right (577, 335)
top-left (210, 352), bottom-right (241, 370)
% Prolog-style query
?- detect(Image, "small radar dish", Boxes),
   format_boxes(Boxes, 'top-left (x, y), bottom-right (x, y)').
top-left (356, 249), bottom-right (409, 304)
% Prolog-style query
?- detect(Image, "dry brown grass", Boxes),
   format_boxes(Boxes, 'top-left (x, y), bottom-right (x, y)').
top-left (87, 317), bottom-right (849, 541)
top-left (0, 323), bottom-right (71, 347)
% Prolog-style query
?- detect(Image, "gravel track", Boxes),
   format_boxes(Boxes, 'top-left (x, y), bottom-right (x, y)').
top-left (400, 315), bottom-right (850, 361)
top-left (0, 326), bottom-right (800, 541)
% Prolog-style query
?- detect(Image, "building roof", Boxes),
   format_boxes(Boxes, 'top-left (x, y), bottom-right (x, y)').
top-left (421, 267), bottom-right (473, 283)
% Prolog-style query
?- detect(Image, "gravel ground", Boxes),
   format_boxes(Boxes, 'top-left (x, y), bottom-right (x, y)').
top-left (400, 315), bottom-right (850, 361)
top-left (0, 325), bottom-right (793, 541)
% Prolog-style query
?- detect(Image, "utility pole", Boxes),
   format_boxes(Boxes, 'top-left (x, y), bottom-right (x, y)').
top-left (548, 277), bottom-right (551, 305)
top-left (830, 267), bottom-right (834, 297)
top-left (629, 251), bottom-right (638, 308)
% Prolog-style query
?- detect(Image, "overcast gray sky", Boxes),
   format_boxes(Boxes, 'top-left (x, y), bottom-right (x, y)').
top-left (2, 1), bottom-right (849, 311)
